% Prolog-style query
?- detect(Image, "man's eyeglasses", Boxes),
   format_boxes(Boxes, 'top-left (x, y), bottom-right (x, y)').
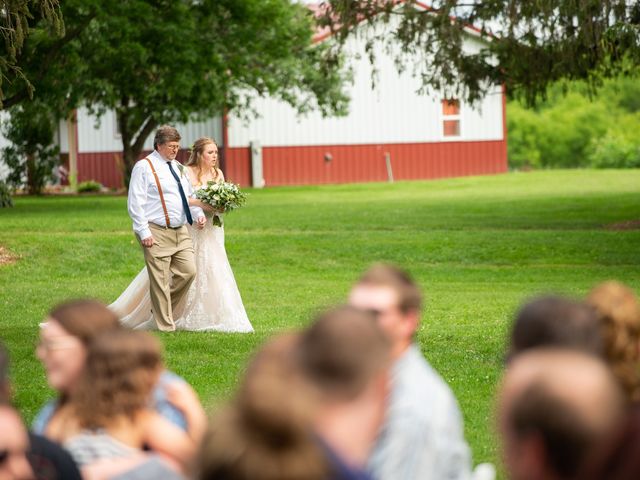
top-left (164, 144), bottom-right (180, 151)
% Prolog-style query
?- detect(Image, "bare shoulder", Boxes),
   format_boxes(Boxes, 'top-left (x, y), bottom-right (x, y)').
top-left (185, 165), bottom-right (198, 184)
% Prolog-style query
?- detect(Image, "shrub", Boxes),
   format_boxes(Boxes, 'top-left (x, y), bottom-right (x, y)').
top-left (77, 180), bottom-right (103, 193)
top-left (588, 133), bottom-right (640, 169)
top-left (2, 101), bottom-right (61, 195)
top-left (0, 181), bottom-right (13, 208)
top-left (507, 75), bottom-right (640, 169)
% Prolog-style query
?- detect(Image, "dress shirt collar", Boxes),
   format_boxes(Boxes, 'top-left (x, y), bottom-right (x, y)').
top-left (151, 149), bottom-right (173, 163)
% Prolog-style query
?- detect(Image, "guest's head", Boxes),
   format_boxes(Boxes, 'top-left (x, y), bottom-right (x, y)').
top-left (498, 349), bottom-right (624, 480)
top-left (198, 334), bottom-right (328, 480)
top-left (186, 137), bottom-right (219, 177)
top-left (153, 125), bottom-right (181, 160)
top-left (71, 329), bottom-right (162, 430)
top-left (36, 299), bottom-right (120, 395)
top-left (506, 295), bottom-right (602, 362)
top-left (349, 263), bottom-right (422, 359)
top-left (0, 405), bottom-right (35, 480)
top-left (587, 281), bottom-right (640, 402)
top-left (296, 305), bottom-right (391, 467)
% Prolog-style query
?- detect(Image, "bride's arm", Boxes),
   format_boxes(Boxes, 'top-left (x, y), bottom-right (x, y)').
top-left (188, 198), bottom-right (215, 213)
top-left (185, 166), bottom-right (215, 213)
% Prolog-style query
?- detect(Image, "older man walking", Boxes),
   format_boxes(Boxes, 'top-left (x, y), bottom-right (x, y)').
top-left (127, 125), bottom-right (206, 331)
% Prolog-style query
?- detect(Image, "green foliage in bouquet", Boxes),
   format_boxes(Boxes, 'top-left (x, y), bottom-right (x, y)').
top-left (195, 181), bottom-right (247, 227)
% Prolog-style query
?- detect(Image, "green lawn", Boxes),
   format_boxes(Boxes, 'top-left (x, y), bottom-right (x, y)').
top-left (1, 169), bottom-right (639, 470)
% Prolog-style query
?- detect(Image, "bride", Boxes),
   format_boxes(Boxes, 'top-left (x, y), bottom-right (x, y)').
top-left (110, 137), bottom-right (253, 333)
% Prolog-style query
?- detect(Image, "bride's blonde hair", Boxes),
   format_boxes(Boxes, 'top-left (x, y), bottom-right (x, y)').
top-left (185, 137), bottom-right (221, 185)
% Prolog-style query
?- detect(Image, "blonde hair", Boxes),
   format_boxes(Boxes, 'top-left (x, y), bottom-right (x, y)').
top-left (587, 281), bottom-right (640, 402)
top-left (197, 335), bottom-right (327, 480)
top-left (71, 330), bottom-right (162, 429)
top-left (185, 137), bottom-right (221, 186)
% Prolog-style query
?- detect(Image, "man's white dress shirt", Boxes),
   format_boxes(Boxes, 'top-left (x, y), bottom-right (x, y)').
top-left (367, 344), bottom-right (473, 480)
top-left (127, 150), bottom-right (204, 240)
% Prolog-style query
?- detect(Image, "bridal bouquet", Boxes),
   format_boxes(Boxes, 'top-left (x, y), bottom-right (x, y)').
top-left (195, 181), bottom-right (247, 227)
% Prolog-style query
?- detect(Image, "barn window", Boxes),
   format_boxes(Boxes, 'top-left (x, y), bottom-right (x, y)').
top-left (442, 99), bottom-right (460, 137)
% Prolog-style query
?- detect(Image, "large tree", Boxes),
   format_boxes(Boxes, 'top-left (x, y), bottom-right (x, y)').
top-left (66, 0), bottom-right (349, 186)
top-left (317, 0), bottom-right (640, 105)
top-left (2, 0), bottom-right (349, 187)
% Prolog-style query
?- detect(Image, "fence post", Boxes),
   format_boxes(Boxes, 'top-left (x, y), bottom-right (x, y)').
top-left (385, 152), bottom-right (394, 183)
top-left (250, 141), bottom-right (264, 188)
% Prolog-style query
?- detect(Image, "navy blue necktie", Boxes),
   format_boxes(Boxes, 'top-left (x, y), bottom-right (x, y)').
top-left (166, 162), bottom-right (193, 225)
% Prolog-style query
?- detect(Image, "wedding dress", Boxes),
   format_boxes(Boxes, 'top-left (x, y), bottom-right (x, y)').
top-left (110, 209), bottom-right (253, 333)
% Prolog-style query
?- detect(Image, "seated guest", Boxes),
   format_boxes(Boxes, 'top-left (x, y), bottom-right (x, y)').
top-left (0, 404), bottom-right (35, 480)
top-left (59, 330), bottom-right (206, 478)
top-left (348, 263), bottom-right (475, 480)
top-left (587, 281), bottom-right (640, 402)
top-left (33, 299), bottom-right (187, 435)
top-left (197, 334), bottom-right (329, 480)
top-left (296, 305), bottom-right (391, 479)
top-left (1, 339), bottom-right (82, 480)
top-left (506, 295), bottom-right (603, 362)
top-left (497, 349), bottom-right (625, 480)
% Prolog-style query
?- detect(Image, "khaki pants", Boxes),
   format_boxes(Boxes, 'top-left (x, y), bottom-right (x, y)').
top-left (141, 223), bottom-right (196, 331)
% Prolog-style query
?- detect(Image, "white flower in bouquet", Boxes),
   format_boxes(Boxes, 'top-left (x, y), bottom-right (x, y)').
top-left (195, 181), bottom-right (247, 227)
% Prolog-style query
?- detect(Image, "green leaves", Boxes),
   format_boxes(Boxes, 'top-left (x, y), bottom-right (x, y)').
top-left (320, 0), bottom-right (640, 106)
top-left (508, 74), bottom-right (640, 169)
top-left (2, 0), bottom-right (351, 186)
top-left (195, 181), bottom-right (247, 213)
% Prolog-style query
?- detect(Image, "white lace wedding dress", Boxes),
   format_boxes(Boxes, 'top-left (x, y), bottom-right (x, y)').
top-left (110, 210), bottom-right (253, 333)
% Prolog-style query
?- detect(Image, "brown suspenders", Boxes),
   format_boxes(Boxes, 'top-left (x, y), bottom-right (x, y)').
top-left (143, 157), bottom-right (171, 228)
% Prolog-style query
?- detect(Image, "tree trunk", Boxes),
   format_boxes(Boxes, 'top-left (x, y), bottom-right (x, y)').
top-left (26, 153), bottom-right (39, 195)
top-left (121, 144), bottom-right (137, 189)
top-left (118, 110), bottom-right (157, 189)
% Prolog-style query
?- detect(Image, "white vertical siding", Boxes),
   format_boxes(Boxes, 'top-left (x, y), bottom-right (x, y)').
top-left (57, 118), bottom-right (69, 154)
top-left (77, 108), bottom-right (223, 153)
top-left (76, 108), bottom-right (121, 153)
top-left (0, 112), bottom-right (13, 180)
top-left (228, 26), bottom-right (503, 148)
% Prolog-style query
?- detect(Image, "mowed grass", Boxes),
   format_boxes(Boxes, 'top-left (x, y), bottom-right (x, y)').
top-left (1, 169), bottom-right (639, 470)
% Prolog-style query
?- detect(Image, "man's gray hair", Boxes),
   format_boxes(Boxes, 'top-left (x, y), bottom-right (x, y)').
top-left (153, 125), bottom-right (181, 150)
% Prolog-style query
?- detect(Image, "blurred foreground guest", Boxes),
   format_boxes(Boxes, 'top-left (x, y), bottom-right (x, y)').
top-left (497, 349), bottom-right (624, 480)
top-left (578, 405), bottom-right (640, 480)
top-left (33, 299), bottom-right (187, 435)
top-left (296, 306), bottom-right (391, 479)
top-left (506, 296), bottom-right (602, 362)
top-left (1, 340), bottom-right (81, 480)
top-left (60, 330), bottom-right (206, 478)
top-left (0, 405), bottom-right (35, 480)
top-left (197, 334), bottom-right (329, 480)
top-left (587, 281), bottom-right (640, 402)
top-left (349, 264), bottom-right (476, 480)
